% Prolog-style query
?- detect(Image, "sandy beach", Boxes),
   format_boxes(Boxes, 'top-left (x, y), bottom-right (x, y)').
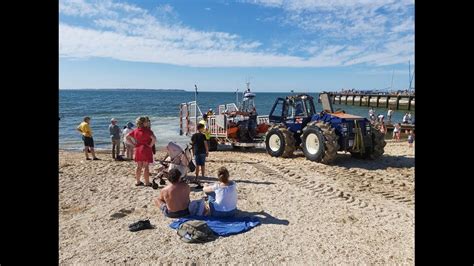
top-left (59, 140), bottom-right (414, 264)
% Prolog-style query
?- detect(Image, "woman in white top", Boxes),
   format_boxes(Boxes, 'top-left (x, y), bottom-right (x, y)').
top-left (122, 122), bottom-right (135, 159)
top-left (203, 166), bottom-right (237, 217)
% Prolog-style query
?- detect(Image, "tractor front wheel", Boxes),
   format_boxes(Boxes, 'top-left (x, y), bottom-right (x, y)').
top-left (265, 126), bottom-right (295, 158)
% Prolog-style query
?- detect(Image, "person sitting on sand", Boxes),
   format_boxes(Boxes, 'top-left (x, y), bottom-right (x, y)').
top-left (154, 169), bottom-right (191, 218)
top-left (126, 117), bottom-right (156, 187)
top-left (203, 166), bottom-right (237, 218)
top-left (76, 116), bottom-right (100, 160)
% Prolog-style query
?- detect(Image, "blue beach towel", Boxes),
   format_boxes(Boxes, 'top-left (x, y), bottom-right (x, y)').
top-left (169, 215), bottom-right (261, 236)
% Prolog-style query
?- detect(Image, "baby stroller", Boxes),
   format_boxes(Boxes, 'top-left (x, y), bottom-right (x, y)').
top-left (152, 142), bottom-right (194, 189)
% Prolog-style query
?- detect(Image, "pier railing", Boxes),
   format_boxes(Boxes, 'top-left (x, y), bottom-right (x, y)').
top-left (321, 93), bottom-right (415, 111)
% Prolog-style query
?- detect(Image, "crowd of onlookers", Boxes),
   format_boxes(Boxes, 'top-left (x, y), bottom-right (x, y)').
top-left (368, 108), bottom-right (415, 147)
top-left (322, 88), bottom-right (415, 96)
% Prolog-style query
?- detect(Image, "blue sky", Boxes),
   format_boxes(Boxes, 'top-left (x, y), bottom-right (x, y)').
top-left (59, 0), bottom-right (414, 92)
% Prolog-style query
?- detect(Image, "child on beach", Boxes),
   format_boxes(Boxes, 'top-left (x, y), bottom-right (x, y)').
top-left (191, 123), bottom-right (209, 189)
top-left (154, 169), bottom-right (191, 218)
top-left (203, 166), bottom-right (237, 217)
top-left (126, 117), bottom-right (156, 187)
top-left (393, 123), bottom-right (401, 141)
top-left (408, 130), bottom-right (414, 148)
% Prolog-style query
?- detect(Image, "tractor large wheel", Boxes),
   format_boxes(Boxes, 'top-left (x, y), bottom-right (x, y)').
top-left (351, 123), bottom-right (386, 159)
top-left (369, 123), bottom-right (386, 159)
top-left (265, 125), bottom-right (295, 158)
top-left (209, 137), bottom-right (218, 151)
top-left (302, 121), bottom-right (339, 164)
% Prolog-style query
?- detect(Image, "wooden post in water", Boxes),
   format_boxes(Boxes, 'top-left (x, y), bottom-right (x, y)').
top-left (408, 96), bottom-right (412, 111)
top-left (359, 95), bottom-right (362, 106)
top-left (352, 95), bottom-right (355, 105)
top-left (386, 96), bottom-right (390, 108)
top-left (376, 96), bottom-right (380, 107)
top-left (368, 95), bottom-right (372, 107)
top-left (345, 95), bottom-right (348, 104)
top-left (396, 96), bottom-right (401, 110)
top-left (339, 94), bottom-right (342, 104)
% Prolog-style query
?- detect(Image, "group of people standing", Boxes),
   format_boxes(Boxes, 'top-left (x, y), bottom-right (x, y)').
top-left (368, 107), bottom-right (414, 125)
top-left (76, 115), bottom-right (237, 219)
top-left (76, 115), bottom-right (212, 188)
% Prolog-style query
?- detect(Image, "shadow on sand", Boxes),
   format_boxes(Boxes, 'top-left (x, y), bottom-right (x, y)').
top-left (189, 176), bottom-right (275, 186)
top-left (236, 210), bottom-right (290, 225)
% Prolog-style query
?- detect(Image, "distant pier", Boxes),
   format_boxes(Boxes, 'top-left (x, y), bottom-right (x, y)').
top-left (321, 93), bottom-right (415, 111)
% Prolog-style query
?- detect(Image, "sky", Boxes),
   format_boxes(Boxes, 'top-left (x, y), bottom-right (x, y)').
top-left (59, 0), bottom-right (415, 92)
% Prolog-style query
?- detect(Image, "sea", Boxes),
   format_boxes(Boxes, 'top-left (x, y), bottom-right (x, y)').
top-left (59, 89), bottom-right (415, 150)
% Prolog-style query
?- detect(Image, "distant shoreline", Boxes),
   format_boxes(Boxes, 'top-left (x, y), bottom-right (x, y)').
top-left (60, 88), bottom-right (187, 92)
top-left (59, 88), bottom-right (324, 93)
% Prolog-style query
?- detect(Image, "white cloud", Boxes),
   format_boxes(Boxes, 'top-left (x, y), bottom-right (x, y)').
top-left (59, 0), bottom-right (413, 67)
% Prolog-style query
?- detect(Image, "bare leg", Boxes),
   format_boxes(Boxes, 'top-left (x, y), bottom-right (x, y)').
top-left (84, 146), bottom-right (90, 159)
top-left (127, 146), bottom-right (134, 160)
top-left (116, 141), bottom-right (121, 158)
top-left (136, 162), bottom-right (143, 184)
top-left (112, 141), bottom-right (116, 159)
top-left (90, 147), bottom-right (97, 158)
top-left (144, 163), bottom-right (150, 185)
top-left (195, 165), bottom-right (201, 183)
top-left (201, 165), bottom-right (205, 178)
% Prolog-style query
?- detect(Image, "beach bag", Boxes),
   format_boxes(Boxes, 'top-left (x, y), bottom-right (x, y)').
top-left (177, 220), bottom-right (217, 243)
top-left (188, 160), bottom-right (196, 173)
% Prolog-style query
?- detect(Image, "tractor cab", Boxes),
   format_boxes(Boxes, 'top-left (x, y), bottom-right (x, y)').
top-left (269, 94), bottom-right (316, 124)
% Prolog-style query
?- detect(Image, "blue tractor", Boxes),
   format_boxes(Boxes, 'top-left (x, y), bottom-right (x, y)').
top-left (265, 93), bottom-right (386, 163)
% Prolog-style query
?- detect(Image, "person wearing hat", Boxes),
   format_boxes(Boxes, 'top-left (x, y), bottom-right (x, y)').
top-left (109, 118), bottom-right (121, 160)
top-left (122, 122), bottom-right (135, 160)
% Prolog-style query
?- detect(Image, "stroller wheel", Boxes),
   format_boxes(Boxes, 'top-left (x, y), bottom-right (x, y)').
top-left (151, 178), bottom-right (159, 190)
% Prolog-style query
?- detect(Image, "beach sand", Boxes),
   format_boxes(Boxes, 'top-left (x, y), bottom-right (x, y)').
top-left (59, 140), bottom-right (414, 264)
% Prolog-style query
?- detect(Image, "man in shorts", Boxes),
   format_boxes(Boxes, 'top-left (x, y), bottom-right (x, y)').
top-left (191, 123), bottom-right (209, 189)
top-left (77, 116), bottom-right (100, 160)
